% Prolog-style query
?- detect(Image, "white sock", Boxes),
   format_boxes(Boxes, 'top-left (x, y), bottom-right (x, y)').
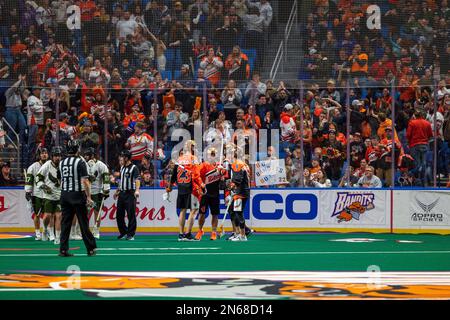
top-left (55, 230), bottom-right (61, 239)
top-left (35, 229), bottom-right (40, 235)
top-left (49, 229), bottom-right (55, 237)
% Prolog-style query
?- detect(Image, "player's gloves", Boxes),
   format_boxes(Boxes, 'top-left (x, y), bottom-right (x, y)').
top-left (40, 185), bottom-right (52, 194)
top-left (25, 192), bottom-right (32, 202)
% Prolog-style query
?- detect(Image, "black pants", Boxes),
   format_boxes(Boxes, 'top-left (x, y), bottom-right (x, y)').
top-left (60, 192), bottom-right (97, 253)
top-left (230, 198), bottom-right (248, 229)
top-left (117, 191), bottom-right (137, 237)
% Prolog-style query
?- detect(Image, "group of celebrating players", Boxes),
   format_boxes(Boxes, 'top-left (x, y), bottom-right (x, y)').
top-left (24, 139), bottom-right (253, 244)
top-left (166, 140), bottom-right (254, 242)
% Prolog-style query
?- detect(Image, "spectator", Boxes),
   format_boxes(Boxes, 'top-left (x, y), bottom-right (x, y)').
top-left (0, 161), bottom-right (18, 186)
top-left (407, 109), bottom-right (433, 180)
top-left (4, 75), bottom-right (27, 144)
top-left (116, 11), bottom-right (139, 40)
top-left (356, 166), bottom-right (383, 188)
top-left (224, 45), bottom-right (250, 81)
top-left (221, 79), bottom-right (242, 118)
top-left (245, 72), bottom-right (267, 106)
top-left (199, 47), bottom-right (223, 87)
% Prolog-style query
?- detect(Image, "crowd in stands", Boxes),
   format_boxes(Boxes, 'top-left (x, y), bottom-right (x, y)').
top-left (0, 0), bottom-right (448, 189)
top-left (295, 0), bottom-right (450, 187)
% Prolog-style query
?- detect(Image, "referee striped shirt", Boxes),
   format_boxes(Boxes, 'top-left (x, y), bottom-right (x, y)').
top-left (119, 164), bottom-right (140, 191)
top-left (59, 157), bottom-right (89, 192)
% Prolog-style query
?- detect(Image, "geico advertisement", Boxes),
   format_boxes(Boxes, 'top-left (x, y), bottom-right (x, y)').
top-left (0, 188), bottom-right (391, 229)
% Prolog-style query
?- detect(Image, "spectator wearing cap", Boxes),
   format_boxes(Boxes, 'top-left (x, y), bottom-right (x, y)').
top-left (176, 64), bottom-right (193, 84)
top-left (280, 103), bottom-right (297, 155)
top-left (376, 112), bottom-right (399, 142)
top-left (141, 170), bottom-right (154, 187)
top-left (0, 161), bottom-right (17, 186)
top-left (123, 103), bottom-right (145, 129)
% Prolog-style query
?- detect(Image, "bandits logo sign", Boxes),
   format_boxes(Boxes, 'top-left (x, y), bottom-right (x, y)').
top-left (331, 192), bottom-right (375, 223)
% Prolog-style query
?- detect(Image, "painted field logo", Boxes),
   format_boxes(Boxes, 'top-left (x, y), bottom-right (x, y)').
top-left (0, 196), bottom-right (8, 214)
top-left (332, 192), bottom-right (375, 223)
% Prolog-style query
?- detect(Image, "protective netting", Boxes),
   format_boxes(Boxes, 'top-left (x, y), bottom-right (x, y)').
top-left (0, 0), bottom-right (448, 189)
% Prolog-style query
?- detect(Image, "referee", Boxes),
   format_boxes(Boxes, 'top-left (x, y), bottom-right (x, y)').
top-left (113, 150), bottom-right (140, 240)
top-left (59, 140), bottom-right (97, 257)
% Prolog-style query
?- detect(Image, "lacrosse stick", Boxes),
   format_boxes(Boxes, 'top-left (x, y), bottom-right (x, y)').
top-left (219, 192), bottom-right (234, 238)
top-left (95, 196), bottom-right (105, 224)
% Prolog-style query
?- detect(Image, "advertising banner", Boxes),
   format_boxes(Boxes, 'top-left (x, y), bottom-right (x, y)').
top-left (319, 190), bottom-right (389, 226)
top-left (1, 188), bottom-right (449, 234)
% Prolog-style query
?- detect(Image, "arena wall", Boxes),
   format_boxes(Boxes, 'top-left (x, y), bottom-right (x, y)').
top-left (0, 188), bottom-right (449, 234)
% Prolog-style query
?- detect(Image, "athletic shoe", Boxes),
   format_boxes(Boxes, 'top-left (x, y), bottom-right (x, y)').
top-left (58, 251), bottom-right (74, 257)
top-left (240, 235), bottom-right (248, 241)
top-left (117, 234), bottom-right (127, 240)
top-left (230, 235), bottom-right (242, 241)
top-left (195, 229), bottom-right (204, 241)
top-left (210, 231), bottom-right (218, 241)
top-left (54, 238), bottom-right (60, 245)
top-left (227, 232), bottom-right (237, 241)
top-left (42, 230), bottom-right (49, 241)
top-left (49, 231), bottom-right (55, 242)
top-left (178, 233), bottom-right (186, 242)
top-left (73, 234), bottom-right (83, 240)
top-left (184, 233), bottom-right (197, 241)
top-left (93, 227), bottom-right (100, 239)
top-left (35, 232), bottom-right (41, 241)
top-left (245, 227), bottom-right (254, 237)
top-left (126, 236), bottom-right (135, 241)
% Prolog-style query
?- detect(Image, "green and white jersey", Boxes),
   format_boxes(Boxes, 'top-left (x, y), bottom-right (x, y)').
top-left (87, 159), bottom-right (111, 195)
top-left (25, 161), bottom-right (45, 198)
top-left (36, 160), bottom-right (61, 201)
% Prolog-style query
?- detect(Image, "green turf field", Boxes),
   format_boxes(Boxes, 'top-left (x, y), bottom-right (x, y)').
top-left (1, 233), bottom-right (450, 300)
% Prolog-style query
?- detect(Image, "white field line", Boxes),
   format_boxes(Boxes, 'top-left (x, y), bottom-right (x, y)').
top-left (1, 250), bottom-right (450, 257)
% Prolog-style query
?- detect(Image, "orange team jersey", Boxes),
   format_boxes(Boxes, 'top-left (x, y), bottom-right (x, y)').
top-left (230, 160), bottom-right (250, 200)
top-left (199, 162), bottom-right (226, 197)
top-left (171, 154), bottom-right (203, 198)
